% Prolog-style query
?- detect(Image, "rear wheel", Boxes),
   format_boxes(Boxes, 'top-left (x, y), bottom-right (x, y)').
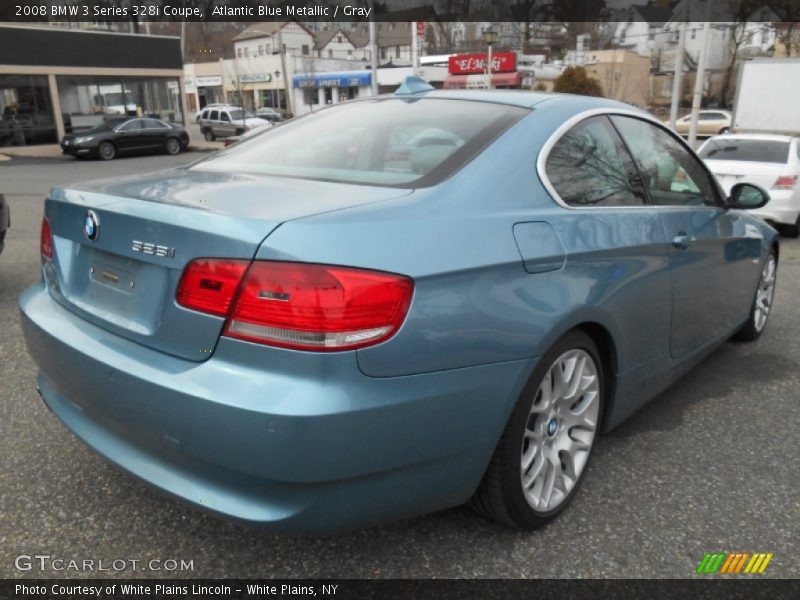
top-left (203, 129), bottom-right (215, 142)
top-left (735, 250), bottom-right (777, 341)
top-left (98, 141), bottom-right (116, 161)
top-left (471, 330), bottom-right (603, 529)
top-left (719, 127), bottom-right (730, 134)
top-left (165, 137), bottom-right (181, 155)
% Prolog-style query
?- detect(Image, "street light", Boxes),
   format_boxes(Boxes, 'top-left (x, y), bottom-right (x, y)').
top-left (482, 26), bottom-right (498, 90)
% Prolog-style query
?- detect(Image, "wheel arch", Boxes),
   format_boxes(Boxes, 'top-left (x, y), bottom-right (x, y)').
top-left (572, 322), bottom-right (618, 433)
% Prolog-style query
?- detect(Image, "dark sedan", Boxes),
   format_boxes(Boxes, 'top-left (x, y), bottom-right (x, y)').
top-left (0, 193), bottom-right (8, 256)
top-left (60, 117), bottom-right (190, 160)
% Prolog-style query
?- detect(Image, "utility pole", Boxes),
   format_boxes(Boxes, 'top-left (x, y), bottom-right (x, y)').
top-left (669, 22), bottom-right (686, 130)
top-left (369, 13), bottom-right (378, 96)
top-left (276, 23), bottom-right (293, 116)
top-left (688, 0), bottom-right (714, 147)
top-left (412, 22), bottom-right (419, 76)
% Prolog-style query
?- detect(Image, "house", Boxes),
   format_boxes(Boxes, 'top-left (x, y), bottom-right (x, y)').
top-left (613, 3), bottom-right (674, 57)
top-left (313, 29), bottom-right (369, 60)
top-left (233, 21), bottom-right (316, 59)
top-left (567, 49), bottom-right (653, 107)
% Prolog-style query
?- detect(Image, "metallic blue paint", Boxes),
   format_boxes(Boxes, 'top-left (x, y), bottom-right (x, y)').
top-left (19, 91), bottom-right (779, 533)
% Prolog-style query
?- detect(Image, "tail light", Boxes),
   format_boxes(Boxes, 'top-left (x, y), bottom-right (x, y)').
top-left (225, 262), bottom-right (413, 351)
top-left (176, 259), bottom-right (249, 317)
top-left (176, 259), bottom-right (413, 351)
top-left (772, 175), bottom-right (797, 190)
top-left (40, 216), bottom-right (53, 262)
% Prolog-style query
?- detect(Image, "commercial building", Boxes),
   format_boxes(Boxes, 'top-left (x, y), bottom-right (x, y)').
top-left (0, 25), bottom-right (186, 147)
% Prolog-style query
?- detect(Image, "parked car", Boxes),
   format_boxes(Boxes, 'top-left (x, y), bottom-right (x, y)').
top-left (255, 107), bottom-right (284, 123)
top-left (21, 86), bottom-right (778, 534)
top-left (670, 110), bottom-right (732, 137)
top-left (195, 103), bottom-right (227, 123)
top-left (0, 193), bottom-right (8, 256)
top-left (699, 134), bottom-right (800, 237)
top-left (198, 107), bottom-right (270, 141)
top-left (60, 117), bottom-right (189, 161)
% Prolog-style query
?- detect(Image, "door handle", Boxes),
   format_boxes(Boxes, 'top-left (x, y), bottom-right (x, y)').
top-left (672, 233), bottom-right (693, 250)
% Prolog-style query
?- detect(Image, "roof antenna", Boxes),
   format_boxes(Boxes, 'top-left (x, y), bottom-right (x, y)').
top-left (395, 76), bottom-right (435, 95)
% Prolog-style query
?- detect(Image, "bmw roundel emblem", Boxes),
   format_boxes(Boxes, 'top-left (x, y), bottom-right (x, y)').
top-left (83, 210), bottom-right (99, 241)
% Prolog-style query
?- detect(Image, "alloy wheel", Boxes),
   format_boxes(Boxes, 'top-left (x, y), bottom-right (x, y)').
top-left (520, 348), bottom-right (600, 513)
top-left (754, 255), bottom-right (776, 332)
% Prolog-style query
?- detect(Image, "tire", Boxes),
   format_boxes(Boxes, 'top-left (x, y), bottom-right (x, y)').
top-left (203, 129), bottom-right (215, 142)
top-left (735, 250), bottom-right (777, 341)
top-left (97, 141), bottom-right (116, 161)
top-left (165, 137), bottom-right (181, 155)
top-left (719, 127), bottom-right (730, 134)
top-left (781, 217), bottom-right (800, 239)
top-left (471, 330), bottom-right (604, 529)
top-left (235, 128), bottom-right (244, 136)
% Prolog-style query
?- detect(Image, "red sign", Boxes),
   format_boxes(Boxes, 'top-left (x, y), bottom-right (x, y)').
top-left (448, 52), bottom-right (516, 75)
top-left (416, 22), bottom-right (425, 37)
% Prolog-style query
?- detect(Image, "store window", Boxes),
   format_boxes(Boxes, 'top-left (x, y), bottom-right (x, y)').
top-left (57, 75), bottom-right (182, 134)
top-left (0, 74), bottom-right (57, 146)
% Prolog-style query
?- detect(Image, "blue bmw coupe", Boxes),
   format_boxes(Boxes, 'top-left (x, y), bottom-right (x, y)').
top-left (20, 82), bottom-right (779, 533)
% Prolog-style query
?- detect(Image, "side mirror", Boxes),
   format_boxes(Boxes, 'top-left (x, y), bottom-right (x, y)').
top-left (728, 182), bottom-right (770, 210)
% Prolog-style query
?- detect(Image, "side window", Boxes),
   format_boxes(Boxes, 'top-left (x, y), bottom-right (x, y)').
top-left (209, 110), bottom-right (219, 121)
top-left (220, 112), bottom-right (231, 122)
top-left (610, 116), bottom-right (720, 207)
top-left (142, 119), bottom-right (167, 129)
top-left (201, 109), bottom-right (209, 120)
top-left (118, 120), bottom-right (143, 132)
top-left (545, 116), bottom-right (645, 207)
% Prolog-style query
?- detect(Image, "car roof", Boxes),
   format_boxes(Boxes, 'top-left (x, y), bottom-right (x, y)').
top-left (364, 88), bottom-right (643, 114)
top-left (707, 133), bottom-right (797, 142)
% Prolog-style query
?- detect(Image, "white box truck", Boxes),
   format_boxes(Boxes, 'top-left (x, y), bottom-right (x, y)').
top-left (733, 58), bottom-right (800, 134)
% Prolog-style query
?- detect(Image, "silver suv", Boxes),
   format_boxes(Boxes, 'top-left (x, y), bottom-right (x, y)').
top-left (197, 107), bottom-right (270, 141)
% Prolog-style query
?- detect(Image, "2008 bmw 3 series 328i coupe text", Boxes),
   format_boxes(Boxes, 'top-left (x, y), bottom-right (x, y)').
top-left (20, 82), bottom-right (779, 534)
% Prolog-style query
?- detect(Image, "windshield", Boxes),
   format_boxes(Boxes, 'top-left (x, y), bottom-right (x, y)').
top-left (228, 110), bottom-right (254, 120)
top-left (195, 98), bottom-right (528, 187)
top-left (699, 139), bottom-right (790, 164)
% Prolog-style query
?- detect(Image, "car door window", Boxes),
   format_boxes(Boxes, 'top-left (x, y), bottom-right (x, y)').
top-left (118, 120), bottom-right (143, 132)
top-left (544, 116), bottom-right (645, 207)
top-left (142, 119), bottom-right (168, 129)
top-left (209, 110), bottom-right (219, 121)
top-left (220, 112), bottom-right (231, 122)
top-left (610, 116), bottom-right (720, 207)
top-left (201, 109), bottom-right (209, 120)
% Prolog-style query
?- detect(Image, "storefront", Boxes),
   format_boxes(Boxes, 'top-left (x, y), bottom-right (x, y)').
top-left (292, 71), bottom-right (371, 116)
top-left (0, 26), bottom-right (186, 146)
top-left (443, 51), bottom-right (528, 89)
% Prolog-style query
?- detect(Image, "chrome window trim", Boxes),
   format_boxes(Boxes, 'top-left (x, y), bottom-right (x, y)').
top-left (536, 107), bottom-right (726, 211)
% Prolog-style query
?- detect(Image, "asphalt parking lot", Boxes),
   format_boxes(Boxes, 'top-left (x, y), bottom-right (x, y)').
top-left (0, 153), bottom-right (798, 579)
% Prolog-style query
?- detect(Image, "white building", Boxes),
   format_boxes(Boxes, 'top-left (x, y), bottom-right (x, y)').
top-left (233, 21), bottom-right (317, 60)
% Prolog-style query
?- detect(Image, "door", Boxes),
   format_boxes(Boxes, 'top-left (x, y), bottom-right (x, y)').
top-left (115, 119), bottom-right (146, 152)
top-left (141, 118), bottom-right (170, 150)
top-left (207, 109), bottom-right (221, 136)
top-left (217, 111), bottom-right (234, 137)
top-left (610, 115), bottom-right (763, 358)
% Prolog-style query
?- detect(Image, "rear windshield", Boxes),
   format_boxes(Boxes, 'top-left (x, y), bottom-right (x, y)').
top-left (194, 98), bottom-right (528, 187)
top-left (699, 139), bottom-right (790, 163)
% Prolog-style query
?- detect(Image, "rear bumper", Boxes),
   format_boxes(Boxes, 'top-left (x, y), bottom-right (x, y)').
top-left (751, 189), bottom-right (800, 226)
top-left (19, 282), bottom-right (532, 533)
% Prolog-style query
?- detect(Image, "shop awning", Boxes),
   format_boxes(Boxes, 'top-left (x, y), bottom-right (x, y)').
top-left (443, 72), bottom-right (523, 89)
top-left (293, 71), bottom-right (371, 89)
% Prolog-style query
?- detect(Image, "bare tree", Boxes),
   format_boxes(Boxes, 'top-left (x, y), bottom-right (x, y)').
top-left (718, 0), bottom-right (762, 107)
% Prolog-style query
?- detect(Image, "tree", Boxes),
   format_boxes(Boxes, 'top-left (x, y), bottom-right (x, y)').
top-left (553, 66), bottom-right (604, 96)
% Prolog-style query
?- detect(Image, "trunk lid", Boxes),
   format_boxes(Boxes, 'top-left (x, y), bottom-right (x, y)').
top-left (44, 167), bottom-right (410, 361)
top-left (705, 159), bottom-right (786, 195)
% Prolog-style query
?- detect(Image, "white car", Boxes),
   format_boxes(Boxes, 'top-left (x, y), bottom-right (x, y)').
top-left (194, 103), bottom-right (228, 123)
top-left (699, 134), bottom-right (800, 237)
top-left (197, 107), bottom-right (271, 141)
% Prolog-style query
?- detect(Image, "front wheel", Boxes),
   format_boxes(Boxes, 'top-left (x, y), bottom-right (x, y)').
top-left (719, 127), bottom-right (730, 134)
top-left (735, 250), bottom-right (777, 341)
top-left (165, 137), bottom-right (181, 155)
top-left (97, 141), bottom-right (116, 161)
top-left (471, 330), bottom-right (604, 529)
